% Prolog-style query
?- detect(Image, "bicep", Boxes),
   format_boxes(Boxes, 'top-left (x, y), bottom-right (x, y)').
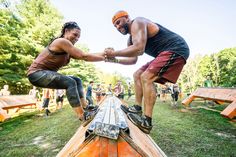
top-left (60, 40), bottom-right (84, 59)
top-left (131, 21), bottom-right (147, 48)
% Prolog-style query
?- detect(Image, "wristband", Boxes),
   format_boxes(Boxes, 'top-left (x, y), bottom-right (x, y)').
top-left (114, 58), bottom-right (119, 63)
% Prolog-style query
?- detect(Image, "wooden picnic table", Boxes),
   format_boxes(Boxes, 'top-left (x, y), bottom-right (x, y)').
top-left (182, 87), bottom-right (236, 119)
top-left (0, 95), bottom-right (37, 122)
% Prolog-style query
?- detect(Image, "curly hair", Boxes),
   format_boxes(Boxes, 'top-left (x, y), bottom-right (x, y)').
top-left (59, 21), bottom-right (81, 37)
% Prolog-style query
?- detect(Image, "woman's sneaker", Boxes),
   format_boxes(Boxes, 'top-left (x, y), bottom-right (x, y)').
top-left (81, 110), bottom-right (98, 126)
top-left (83, 105), bottom-right (99, 112)
top-left (120, 104), bottom-right (142, 115)
top-left (127, 113), bottom-right (153, 134)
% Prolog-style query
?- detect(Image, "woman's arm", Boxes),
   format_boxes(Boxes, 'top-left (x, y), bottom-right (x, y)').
top-left (53, 38), bottom-right (105, 62)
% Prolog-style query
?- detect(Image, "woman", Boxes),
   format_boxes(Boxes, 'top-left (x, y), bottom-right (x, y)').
top-left (27, 21), bottom-right (104, 122)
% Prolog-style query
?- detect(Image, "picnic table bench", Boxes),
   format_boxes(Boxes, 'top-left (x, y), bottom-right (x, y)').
top-left (182, 87), bottom-right (236, 119)
top-left (0, 95), bottom-right (37, 122)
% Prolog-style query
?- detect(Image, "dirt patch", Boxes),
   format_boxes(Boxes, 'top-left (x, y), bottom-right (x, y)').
top-left (179, 109), bottom-right (189, 113)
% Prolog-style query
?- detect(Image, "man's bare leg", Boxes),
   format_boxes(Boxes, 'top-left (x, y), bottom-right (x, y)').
top-left (133, 69), bottom-right (145, 106)
top-left (141, 71), bottom-right (158, 118)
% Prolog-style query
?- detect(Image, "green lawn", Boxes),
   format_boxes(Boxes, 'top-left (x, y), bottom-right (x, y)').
top-left (0, 97), bottom-right (235, 157)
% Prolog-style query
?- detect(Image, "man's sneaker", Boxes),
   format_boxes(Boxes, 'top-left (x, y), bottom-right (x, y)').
top-left (83, 105), bottom-right (99, 112)
top-left (81, 110), bottom-right (98, 126)
top-left (120, 104), bottom-right (142, 115)
top-left (127, 113), bottom-right (153, 134)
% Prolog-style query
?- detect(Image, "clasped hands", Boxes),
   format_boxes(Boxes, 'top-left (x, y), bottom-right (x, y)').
top-left (103, 47), bottom-right (119, 63)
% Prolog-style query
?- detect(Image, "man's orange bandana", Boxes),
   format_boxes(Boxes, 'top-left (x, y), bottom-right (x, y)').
top-left (112, 11), bottom-right (129, 24)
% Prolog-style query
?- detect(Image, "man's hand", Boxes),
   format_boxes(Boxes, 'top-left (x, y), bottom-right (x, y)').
top-left (104, 47), bottom-right (119, 63)
top-left (104, 47), bottom-right (115, 57)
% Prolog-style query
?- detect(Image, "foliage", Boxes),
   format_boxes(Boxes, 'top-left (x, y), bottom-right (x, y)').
top-left (178, 47), bottom-right (236, 92)
top-left (0, 0), bottom-right (63, 94)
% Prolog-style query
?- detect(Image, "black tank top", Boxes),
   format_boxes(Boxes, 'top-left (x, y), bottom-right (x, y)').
top-left (130, 23), bottom-right (190, 60)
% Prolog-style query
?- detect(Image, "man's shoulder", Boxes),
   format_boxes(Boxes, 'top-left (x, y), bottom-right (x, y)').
top-left (133, 17), bottom-right (154, 24)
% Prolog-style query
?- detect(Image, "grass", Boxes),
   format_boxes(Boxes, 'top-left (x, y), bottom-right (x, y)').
top-left (0, 97), bottom-right (236, 157)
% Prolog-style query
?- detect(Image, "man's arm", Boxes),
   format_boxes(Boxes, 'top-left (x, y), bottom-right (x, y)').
top-left (107, 19), bottom-right (148, 57)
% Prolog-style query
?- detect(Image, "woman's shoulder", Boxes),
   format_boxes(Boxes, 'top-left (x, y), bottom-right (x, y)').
top-left (49, 38), bottom-right (72, 51)
top-left (52, 38), bottom-right (70, 45)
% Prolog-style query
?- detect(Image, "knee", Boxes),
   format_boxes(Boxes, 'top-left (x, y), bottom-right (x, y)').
top-left (140, 72), bottom-right (152, 84)
top-left (133, 70), bottom-right (142, 81)
top-left (67, 78), bottom-right (77, 88)
top-left (73, 77), bottom-right (82, 85)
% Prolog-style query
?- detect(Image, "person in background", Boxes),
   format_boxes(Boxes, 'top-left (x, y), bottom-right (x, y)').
top-left (107, 83), bottom-right (113, 95)
top-left (94, 84), bottom-right (102, 104)
top-left (127, 82), bottom-right (132, 100)
top-left (105, 10), bottom-right (189, 133)
top-left (114, 80), bottom-right (125, 99)
top-left (55, 89), bottom-right (65, 110)
top-left (0, 84), bottom-right (10, 96)
top-left (170, 83), bottom-right (180, 106)
top-left (29, 86), bottom-right (41, 102)
top-left (160, 84), bottom-right (168, 102)
top-left (203, 76), bottom-right (214, 106)
top-left (41, 88), bottom-right (52, 116)
top-left (86, 81), bottom-right (94, 106)
top-left (203, 76), bottom-right (214, 88)
top-left (27, 21), bottom-right (104, 122)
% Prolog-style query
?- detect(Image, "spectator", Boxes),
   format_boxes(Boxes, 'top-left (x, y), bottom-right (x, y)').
top-left (203, 76), bottom-right (214, 106)
top-left (107, 83), bottom-right (113, 95)
top-left (41, 88), bottom-right (52, 116)
top-left (170, 84), bottom-right (180, 106)
top-left (0, 84), bottom-right (10, 96)
top-left (86, 81), bottom-right (94, 105)
top-left (28, 86), bottom-right (40, 101)
top-left (127, 82), bottom-right (132, 100)
top-left (55, 89), bottom-right (65, 110)
top-left (94, 84), bottom-right (102, 104)
top-left (114, 81), bottom-right (125, 99)
top-left (160, 84), bottom-right (168, 102)
top-left (203, 76), bottom-right (213, 87)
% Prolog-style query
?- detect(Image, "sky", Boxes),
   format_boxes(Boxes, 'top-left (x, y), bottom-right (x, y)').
top-left (50, 0), bottom-right (236, 78)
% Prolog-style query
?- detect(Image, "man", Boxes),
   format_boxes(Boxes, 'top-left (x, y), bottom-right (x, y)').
top-left (94, 84), bottom-right (102, 104)
top-left (86, 81), bottom-right (94, 105)
top-left (114, 80), bottom-right (125, 99)
top-left (105, 10), bottom-right (189, 133)
top-left (170, 84), bottom-right (180, 106)
top-left (203, 76), bottom-right (214, 106)
top-left (127, 82), bottom-right (132, 100)
top-left (203, 76), bottom-right (213, 88)
top-left (41, 88), bottom-right (52, 116)
top-left (55, 89), bottom-right (65, 110)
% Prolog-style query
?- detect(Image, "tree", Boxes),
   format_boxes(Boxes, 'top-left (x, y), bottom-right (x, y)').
top-left (0, 0), bottom-right (63, 94)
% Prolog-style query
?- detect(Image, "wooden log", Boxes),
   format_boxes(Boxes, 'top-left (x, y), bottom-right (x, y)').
top-left (57, 96), bottom-right (167, 157)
